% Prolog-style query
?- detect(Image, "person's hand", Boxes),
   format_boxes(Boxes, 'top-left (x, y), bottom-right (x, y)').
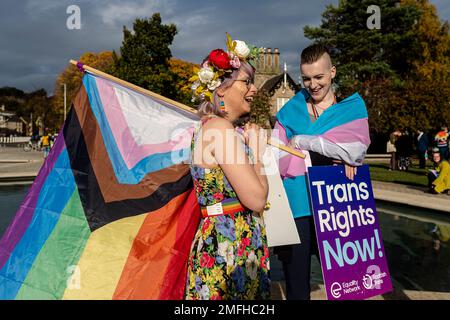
top-left (244, 123), bottom-right (267, 161)
top-left (345, 164), bottom-right (357, 181)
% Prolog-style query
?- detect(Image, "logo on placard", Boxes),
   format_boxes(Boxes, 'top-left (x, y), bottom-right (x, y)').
top-left (362, 274), bottom-right (374, 289)
top-left (330, 282), bottom-right (342, 298)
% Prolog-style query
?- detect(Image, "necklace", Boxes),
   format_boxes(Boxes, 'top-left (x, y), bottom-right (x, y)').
top-left (311, 95), bottom-right (337, 119)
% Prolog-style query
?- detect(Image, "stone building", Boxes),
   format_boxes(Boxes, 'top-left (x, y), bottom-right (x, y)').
top-left (254, 48), bottom-right (301, 122)
top-left (0, 105), bottom-right (24, 135)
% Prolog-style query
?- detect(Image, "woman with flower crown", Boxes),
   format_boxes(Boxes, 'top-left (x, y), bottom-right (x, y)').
top-left (185, 35), bottom-right (271, 300)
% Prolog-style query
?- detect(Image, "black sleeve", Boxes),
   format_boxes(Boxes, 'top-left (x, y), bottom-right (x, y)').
top-left (309, 151), bottom-right (335, 166)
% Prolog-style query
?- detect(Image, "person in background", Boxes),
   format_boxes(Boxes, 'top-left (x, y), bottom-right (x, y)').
top-left (396, 130), bottom-right (412, 171)
top-left (416, 129), bottom-right (429, 169)
top-left (434, 126), bottom-right (449, 161)
top-left (427, 148), bottom-right (450, 194)
top-left (387, 131), bottom-right (398, 171)
top-left (40, 130), bottom-right (51, 158)
top-left (29, 134), bottom-right (39, 150)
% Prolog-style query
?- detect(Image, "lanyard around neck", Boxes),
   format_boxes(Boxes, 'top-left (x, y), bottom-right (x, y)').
top-left (311, 96), bottom-right (337, 120)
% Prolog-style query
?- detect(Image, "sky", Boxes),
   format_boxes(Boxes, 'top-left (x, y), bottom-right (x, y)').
top-left (0, 0), bottom-right (449, 95)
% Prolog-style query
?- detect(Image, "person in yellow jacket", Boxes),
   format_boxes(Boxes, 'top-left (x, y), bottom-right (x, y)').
top-left (428, 149), bottom-right (450, 194)
top-left (40, 132), bottom-right (51, 158)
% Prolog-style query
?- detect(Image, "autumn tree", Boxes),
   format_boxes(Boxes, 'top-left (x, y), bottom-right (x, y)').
top-left (169, 58), bottom-right (197, 106)
top-left (401, 0), bottom-right (450, 131)
top-left (52, 51), bottom-right (114, 126)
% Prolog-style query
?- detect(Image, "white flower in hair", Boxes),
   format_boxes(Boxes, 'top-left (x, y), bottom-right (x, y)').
top-left (198, 67), bottom-right (215, 84)
top-left (234, 40), bottom-right (251, 59)
top-left (207, 79), bottom-right (221, 91)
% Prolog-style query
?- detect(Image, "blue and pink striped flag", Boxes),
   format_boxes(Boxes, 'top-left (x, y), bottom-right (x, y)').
top-left (272, 89), bottom-right (371, 218)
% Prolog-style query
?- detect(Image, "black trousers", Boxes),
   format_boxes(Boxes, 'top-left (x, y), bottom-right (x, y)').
top-left (418, 151), bottom-right (426, 169)
top-left (274, 216), bottom-right (319, 300)
top-left (438, 146), bottom-right (449, 161)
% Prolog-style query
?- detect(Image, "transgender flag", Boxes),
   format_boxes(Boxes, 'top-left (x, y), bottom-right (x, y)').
top-left (272, 89), bottom-right (371, 218)
top-left (0, 72), bottom-right (201, 299)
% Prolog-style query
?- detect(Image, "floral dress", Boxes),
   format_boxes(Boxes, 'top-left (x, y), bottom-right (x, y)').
top-left (185, 118), bottom-right (271, 300)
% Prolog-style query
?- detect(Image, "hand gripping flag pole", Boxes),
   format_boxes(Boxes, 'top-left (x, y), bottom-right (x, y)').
top-left (70, 60), bottom-right (306, 159)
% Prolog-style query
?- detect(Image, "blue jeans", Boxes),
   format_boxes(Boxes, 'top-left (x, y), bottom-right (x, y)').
top-left (43, 146), bottom-right (50, 158)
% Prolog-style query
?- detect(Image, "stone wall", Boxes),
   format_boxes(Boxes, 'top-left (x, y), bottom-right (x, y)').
top-left (269, 85), bottom-right (297, 116)
top-left (254, 48), bottom-right (298, 118)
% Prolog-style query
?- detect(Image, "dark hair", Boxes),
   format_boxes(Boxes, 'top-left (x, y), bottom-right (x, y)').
top-left (301, 44), bottom-right (332, 65)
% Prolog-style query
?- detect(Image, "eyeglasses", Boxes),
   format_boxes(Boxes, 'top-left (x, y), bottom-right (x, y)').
top-left (235, 78), bottom-right (254, 87)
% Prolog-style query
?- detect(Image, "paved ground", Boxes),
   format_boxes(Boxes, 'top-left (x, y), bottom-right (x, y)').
top-left (270, 281), bottom-right (450, 300)
top-left (0, 147), bottom-right (44, 167)
top-left (372, 180), bottom-right (450, 212)
top-left (0, 147), bottom-right (44, 185)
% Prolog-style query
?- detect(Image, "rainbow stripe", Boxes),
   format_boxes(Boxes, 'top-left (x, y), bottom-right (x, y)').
top-left (0, 73), bottom-right (201, 299)
top-left (200, 198), bottom-right (246, 218)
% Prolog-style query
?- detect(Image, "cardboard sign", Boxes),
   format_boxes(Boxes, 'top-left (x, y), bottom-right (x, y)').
top-left (307, 165), bottom-right (392, 300)
top-left (262, 146), bottom-right (301, 247)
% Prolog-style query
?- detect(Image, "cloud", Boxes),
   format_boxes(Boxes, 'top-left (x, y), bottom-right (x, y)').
top-left (25, 0), bottom-right (66, 16)
top-left (95, 0), bottom-right (176, 26)
top-left (0, 0), bottom-right (334, 93)
top-left (1, 0), bottom-right (448, 94)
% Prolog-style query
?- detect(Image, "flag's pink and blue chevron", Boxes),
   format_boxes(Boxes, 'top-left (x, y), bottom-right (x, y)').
top-left (83, 74), bottom-right (195, 184)
top-left (272, 89), bottom-right (371, 218)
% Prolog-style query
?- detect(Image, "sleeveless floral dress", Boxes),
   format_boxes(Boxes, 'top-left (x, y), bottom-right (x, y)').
top-left (184, 117), bottom-right (271, 300)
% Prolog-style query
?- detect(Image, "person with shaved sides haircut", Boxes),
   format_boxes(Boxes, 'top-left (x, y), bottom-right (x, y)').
top-left (272, 44), bottom-right (371, 299)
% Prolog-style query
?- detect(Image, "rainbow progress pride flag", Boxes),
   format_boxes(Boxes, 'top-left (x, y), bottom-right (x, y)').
top-left (0, 72), bottom-right (201, 299)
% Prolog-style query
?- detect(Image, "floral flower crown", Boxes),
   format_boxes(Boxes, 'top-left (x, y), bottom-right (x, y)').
top-left (189, 33), bottom-right (262, 104)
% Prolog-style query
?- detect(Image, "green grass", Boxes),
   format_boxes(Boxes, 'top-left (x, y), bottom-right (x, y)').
top-left (369, 161), bottom-right (430, 188)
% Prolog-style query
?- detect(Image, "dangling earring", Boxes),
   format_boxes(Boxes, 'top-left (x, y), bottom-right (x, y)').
top-left (220, 100), bottom-right (225, 112)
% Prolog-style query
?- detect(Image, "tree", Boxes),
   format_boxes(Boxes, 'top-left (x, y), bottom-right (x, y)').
top-left (25, 89), bottom-right (49, 128)
top-left (304, 0), bottom-right (450, 134)
top-left (168, 58), bottom-right (197, 106)
top-left (112, 13), bottom-right (179, 100)
top-left (53, 51), bottom-right (114, 127)
top-left (249, 89), bottom-right (272, 129)
top-left (304, 0), bottom-right (421, 90)
top-left (0, 87), bottom-right (52, 136)
top-left (401, 0), bottom-right (450, 131)
top-left (0, 88), bottom-right (26, 117)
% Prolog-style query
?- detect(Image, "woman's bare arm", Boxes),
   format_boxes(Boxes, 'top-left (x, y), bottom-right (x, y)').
top-left (201, 118), bottom-right (268, 212)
